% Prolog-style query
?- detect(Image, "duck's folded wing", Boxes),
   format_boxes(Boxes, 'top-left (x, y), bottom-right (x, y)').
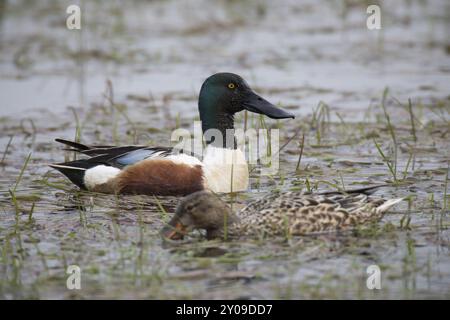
top-left (108, 147), bottom-right (173, 167)
top-left (55, 138), bottom-right (149, 157)
top-left (55, 138), bottom-right (174, 168)
top-left (67, 146), bottom-right (173, 169)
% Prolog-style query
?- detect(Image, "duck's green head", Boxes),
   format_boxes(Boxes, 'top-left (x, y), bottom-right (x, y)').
top-left (198, 73), bottom-right (294, 147)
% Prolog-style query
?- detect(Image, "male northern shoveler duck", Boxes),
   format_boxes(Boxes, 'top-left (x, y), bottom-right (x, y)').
top-left (161, 186), bottom-right (404, 240)
top-left (50, 73), bottom-right (294, 196)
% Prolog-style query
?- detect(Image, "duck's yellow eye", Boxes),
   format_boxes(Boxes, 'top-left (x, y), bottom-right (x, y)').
top-left (227, 83), bottom-right (235, 89)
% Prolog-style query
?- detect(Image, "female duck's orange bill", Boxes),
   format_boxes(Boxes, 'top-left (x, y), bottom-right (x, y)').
top-left (161, 222), bottom-right (187, 240)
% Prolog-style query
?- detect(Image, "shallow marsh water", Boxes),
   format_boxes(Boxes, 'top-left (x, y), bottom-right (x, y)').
top-left (0, 0), bottom-right (449, 299)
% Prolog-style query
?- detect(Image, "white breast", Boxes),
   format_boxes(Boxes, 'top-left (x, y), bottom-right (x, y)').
top-left (202, 145), bottom-right (249, 193)
top-left (84, 165), bottom-right (121, 190)
top-left (165, 153), bottom-right (203, 167)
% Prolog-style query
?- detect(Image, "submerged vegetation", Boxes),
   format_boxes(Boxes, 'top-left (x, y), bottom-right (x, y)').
top-left (0, 81), bottom-right (448, 299)
top-left (0, 0), bottom-right (449, 299)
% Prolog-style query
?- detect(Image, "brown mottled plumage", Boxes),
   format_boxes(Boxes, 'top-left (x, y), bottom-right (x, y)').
top-left (161, 187), bottom-right (404, 240)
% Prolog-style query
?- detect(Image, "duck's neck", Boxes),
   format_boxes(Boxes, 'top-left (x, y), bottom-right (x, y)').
top-left (206, 214), bottom-right (240, 240)
top-left (201, 112), bottom-right (237, 149)
top-left (199, 88), bottom-right (238, 149)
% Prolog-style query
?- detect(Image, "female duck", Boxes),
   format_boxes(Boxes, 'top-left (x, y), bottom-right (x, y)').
top-left (50, 73), bottom-right (294, 196)
top-left (161, 187), bottom-right (404, 240)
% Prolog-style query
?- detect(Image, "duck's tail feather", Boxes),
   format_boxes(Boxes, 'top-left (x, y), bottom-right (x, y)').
top-left (55, 139), bottom-right (91, 151)
top-left (318, 184), bottom-right (389, 196)
top-left (49, 159), bottom-right (103, 190)
top-left (376, 198), bottom-right (404, 214)
top-left (345, 184), bottom-right (390, 195)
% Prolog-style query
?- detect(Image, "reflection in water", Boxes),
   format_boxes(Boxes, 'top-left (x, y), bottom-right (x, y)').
top-left (194, 247), bottom-right (228, 257)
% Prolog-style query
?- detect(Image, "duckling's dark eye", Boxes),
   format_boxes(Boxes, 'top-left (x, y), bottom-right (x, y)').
top-left (227, 83), bottom-right (235, 89)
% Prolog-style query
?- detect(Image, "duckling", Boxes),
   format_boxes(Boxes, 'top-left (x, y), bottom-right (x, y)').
top-left (161, 187), bottom-right (404, 240)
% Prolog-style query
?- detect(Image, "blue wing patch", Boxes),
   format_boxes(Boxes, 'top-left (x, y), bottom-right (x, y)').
top-left (115, 149), bottom-right (168, 166)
